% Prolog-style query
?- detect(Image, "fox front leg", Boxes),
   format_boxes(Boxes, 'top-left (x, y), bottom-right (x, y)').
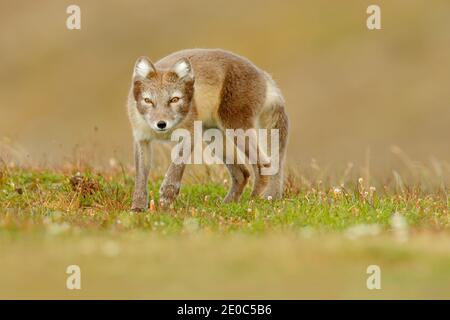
top-left (159, 162), bottom-right (186, 207)
top-left (131, 140), bottom-right (152, 212)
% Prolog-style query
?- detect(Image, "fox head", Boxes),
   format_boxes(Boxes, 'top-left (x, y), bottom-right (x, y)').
top-left (132, 56), bottom-right (195, 132)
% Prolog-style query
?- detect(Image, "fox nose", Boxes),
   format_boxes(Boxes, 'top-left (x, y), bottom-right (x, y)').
top-left (156, 120), bottom-right (167, 130)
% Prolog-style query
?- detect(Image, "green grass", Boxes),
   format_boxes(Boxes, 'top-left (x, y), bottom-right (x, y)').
top-left (0, 168), bottom-right (449, 299)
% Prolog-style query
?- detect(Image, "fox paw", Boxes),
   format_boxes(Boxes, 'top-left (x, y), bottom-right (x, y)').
top-left (131, 193), bottom-right (148, 212)
top-left (131, 206), bottom-right (146, 213)
top-left (159, 184), bottom-right (180, 207)
top-left (223, 192), bottom-right (241, 203)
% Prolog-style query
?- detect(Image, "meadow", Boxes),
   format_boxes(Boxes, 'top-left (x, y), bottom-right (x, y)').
top-left (1, 0), bottom-right (450, 299)
top-left (0, 158), bottom-right (448, 299)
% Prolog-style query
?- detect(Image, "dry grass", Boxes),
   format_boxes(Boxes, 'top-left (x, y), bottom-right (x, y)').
top-left (1, 0), bottom-right (449, 299)
top-left (0, 152), bottom-right (449, 299)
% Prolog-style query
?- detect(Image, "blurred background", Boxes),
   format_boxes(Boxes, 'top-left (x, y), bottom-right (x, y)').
top-left (1, 0), bottom-right (449, 176)
top-left (0, 0), bottom-right (449, 300)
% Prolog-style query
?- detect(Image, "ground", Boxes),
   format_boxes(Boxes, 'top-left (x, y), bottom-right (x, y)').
top-left (0, 167), bottom-right (449, 299)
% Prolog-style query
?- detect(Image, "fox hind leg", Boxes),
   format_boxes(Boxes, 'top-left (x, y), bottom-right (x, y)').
top-left (223, 163), bottom-right (250, 203)
top-left (258, 103), bottom-right (289, 200)
top-left (231, 129), bottom-right (270, 198)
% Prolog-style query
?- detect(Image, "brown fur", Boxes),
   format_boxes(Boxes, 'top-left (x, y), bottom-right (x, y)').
top-left (128, 49), bottom-right (289, 211)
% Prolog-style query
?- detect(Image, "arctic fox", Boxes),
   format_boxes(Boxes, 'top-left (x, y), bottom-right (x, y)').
top-left (127, 49), bottom-right (288, 211)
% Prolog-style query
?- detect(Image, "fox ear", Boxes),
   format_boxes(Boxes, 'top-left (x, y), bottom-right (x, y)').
top-left (171, 58), bottom-right (194, 81)
top-left (133, 56), bottom-right (155, 79)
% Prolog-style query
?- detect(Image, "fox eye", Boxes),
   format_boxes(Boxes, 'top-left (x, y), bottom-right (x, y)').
top-left (144, 98), bottom-right (154, 106)
top-left (169, 97), bottom-right (180, 104)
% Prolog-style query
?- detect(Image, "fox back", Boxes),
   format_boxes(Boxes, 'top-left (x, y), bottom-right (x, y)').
top-left (128, 49), bottom-right (282, 139)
